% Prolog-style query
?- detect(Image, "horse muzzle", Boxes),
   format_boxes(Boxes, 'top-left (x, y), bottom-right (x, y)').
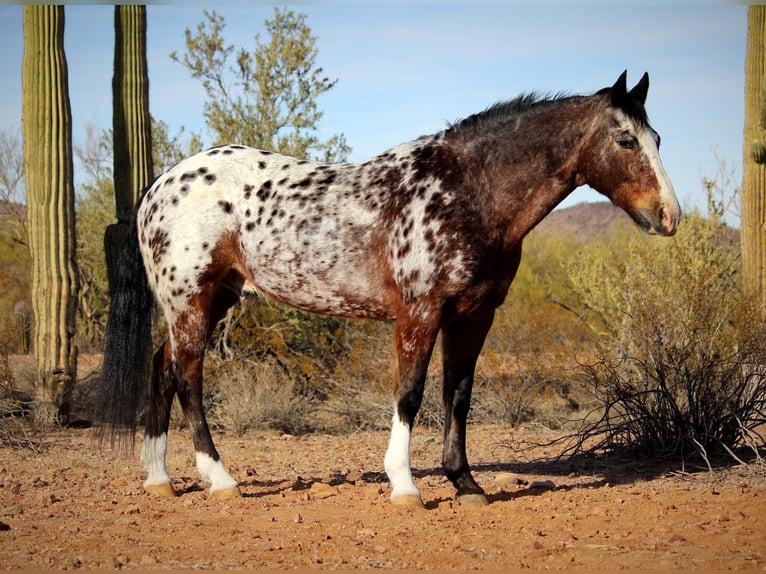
top-left (635, 203), bottom-right (681, 237)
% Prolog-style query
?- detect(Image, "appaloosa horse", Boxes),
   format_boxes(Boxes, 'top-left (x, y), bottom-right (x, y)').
top-left (95, 71), bottom-right (680, 506)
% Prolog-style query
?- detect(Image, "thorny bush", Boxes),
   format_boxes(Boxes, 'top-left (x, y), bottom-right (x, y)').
top-left (568, 209), bottom-right (766, 459)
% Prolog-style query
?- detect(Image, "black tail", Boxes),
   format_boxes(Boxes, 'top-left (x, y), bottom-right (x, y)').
top-left (93, 213), bottom-right (154, 450)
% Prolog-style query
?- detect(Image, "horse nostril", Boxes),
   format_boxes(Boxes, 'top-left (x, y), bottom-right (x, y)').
top-left (658, 205), bottom-right (678, 236)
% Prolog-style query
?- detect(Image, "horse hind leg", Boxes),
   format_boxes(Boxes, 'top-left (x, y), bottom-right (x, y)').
top-left (168, 286), bottom-right (242, 498)
top-left (140, 341), bottom-right (178, 497)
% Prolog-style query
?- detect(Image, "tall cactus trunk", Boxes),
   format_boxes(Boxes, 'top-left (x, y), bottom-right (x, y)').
top-left (21, 6), bottom-right (79, 425)
top-left (106, 5), bottom-right (153, 294)
top-left (743, 5), bottom-right (766, 315)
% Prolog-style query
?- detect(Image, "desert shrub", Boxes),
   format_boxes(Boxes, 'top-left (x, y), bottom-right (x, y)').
top-left (203, 301), bottom-right (397, 434)
top-left (317, 319), bottom-right (394, 431)
top-left (204, 354), bottom-right (316, 436)
top-left (0, 331), bottom-right (36, 449)
top-left (567, 209), bottom-right (766, 458)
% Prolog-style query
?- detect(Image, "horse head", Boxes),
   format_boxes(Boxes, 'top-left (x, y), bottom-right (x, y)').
top-left (580, 71), bottom-right (681, 236)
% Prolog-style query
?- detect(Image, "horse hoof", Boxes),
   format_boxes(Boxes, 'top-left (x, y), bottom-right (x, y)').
top-left (457, 493), bottom-right (489, 507)
top-left (211, 486), bottom-right (242, 499)
top-left (391, 493), bottom-right (425, 508)
top-left (144, 483), bottom-right (176, 498)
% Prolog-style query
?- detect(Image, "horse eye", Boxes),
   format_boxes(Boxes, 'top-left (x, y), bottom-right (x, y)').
top-left (617, 136), bottom-right (637, 150)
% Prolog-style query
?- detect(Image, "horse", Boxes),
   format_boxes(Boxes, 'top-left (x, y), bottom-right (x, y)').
top-left (94, 71), bottom-right (680, 507)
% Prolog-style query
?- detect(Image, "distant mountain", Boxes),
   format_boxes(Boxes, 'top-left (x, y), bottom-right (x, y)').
top-left (532, 201), bottom-right (636, 242)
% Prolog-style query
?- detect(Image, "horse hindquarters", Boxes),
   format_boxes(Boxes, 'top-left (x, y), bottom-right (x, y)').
top-left (146, 282), bottom-right (243, 498)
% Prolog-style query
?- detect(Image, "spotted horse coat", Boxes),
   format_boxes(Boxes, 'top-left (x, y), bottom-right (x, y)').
top-left (96, 71), bottom-right (680, 506)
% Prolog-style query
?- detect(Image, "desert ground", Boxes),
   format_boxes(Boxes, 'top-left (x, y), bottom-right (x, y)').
top-left (1, 422), bottom-right (764, 571)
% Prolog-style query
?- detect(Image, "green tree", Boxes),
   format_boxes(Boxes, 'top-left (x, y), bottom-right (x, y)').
top-left (105, 5), bottom-right (153, 294)
top-left (151, 118), bottom-right (203, 174)
top-left (0, 130), bottom-right (27, 246)
top-left (171, 8), bottom-right (350, 161)
top-left (21, 5), bottom-right (79, 425)
top-left (0, 132), bottom-right (31, 353)
top-left (0, 130), bottom-right (30, 354)
top-left (75, 126), bottom-right (114, 348)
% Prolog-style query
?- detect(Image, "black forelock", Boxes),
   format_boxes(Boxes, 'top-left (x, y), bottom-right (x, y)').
top-left (619, 97), bottom-right (649, 126)
top-left (597, 84), bottom-right (649, 126)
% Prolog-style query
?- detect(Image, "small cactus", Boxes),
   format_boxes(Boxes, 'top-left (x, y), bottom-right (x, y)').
top-left (751, 137), bottom-right (766, 164)
top-left (13, 302), bottom-right (30, 354)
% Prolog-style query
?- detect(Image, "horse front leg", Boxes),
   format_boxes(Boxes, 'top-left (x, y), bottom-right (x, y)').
top-left (441, 311), bottom-right (496, 506)
top-left (384, 304), bottom-right (440, 508)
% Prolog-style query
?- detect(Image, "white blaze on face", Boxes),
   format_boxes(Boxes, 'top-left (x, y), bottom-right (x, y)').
top-left (636, 125), bottom-right (680, 231)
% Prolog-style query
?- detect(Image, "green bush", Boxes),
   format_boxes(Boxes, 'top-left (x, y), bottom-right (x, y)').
top-left (568, 210), bottom-right (766, 458)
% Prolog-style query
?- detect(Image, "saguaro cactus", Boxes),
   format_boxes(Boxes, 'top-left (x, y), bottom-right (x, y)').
top-left (743, 5), bottom-right (766, 314)
top-left (21, 6), bottom-right (79, 425)
top-left (105, 5), bottom-right (153, 293)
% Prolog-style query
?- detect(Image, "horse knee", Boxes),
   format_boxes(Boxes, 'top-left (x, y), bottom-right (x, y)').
top-left (395, 384), bottom-right (424, 427)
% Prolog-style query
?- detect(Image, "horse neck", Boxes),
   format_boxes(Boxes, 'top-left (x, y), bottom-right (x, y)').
top-left (461, 97), bottom-right (602, 247)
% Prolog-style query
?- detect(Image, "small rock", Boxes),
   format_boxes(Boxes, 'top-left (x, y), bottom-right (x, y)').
top-left (529, 480), bottom-right (557, 491)
top-left (0, 521), bottom-right (10, 531)
top-left (2, 505), bottom-right (23, 517)
top-left (140, 554), bottom-right (158, 565)
top-left (310, 482), bottom-right (338, 500)
top-left (123, 505), bottom-right (140, 515)
top-left (493, 472), bottom-right (523, 486)
top-left (345, 470), bottom-right (363, 483)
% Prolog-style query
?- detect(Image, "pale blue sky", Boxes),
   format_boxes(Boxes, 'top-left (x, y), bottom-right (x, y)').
top-left (0, 4), bottom-right (747, 214)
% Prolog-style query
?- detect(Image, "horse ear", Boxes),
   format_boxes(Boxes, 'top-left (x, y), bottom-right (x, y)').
top-left (610, 70), bottom-right (628, 105)
top-left (629, 72), bottom-right (650, 105)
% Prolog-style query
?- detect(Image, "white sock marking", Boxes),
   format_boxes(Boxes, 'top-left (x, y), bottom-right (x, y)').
top-left (195, 452), bottom-right (238, 493)
top-left (384, 410), bottom-right (420, 501)
top-left (140, 433), bottom-right (172, 488)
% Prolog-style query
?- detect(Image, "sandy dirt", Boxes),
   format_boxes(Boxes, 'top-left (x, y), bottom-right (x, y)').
top-left (0, 424), bottom-right (764, 571)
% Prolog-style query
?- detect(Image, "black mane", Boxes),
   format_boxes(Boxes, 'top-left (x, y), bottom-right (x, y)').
top-left (445, 92), bottom-right (577, 136)
top-left (445, 84), bottom-right (649, 139)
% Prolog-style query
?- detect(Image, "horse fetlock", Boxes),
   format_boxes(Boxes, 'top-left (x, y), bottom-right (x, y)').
top-left (195, 451), bottom-right (238, 492)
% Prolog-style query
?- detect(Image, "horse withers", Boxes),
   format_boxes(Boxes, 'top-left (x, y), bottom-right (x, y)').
top-left (95, 71), bottom-right (680, 507)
